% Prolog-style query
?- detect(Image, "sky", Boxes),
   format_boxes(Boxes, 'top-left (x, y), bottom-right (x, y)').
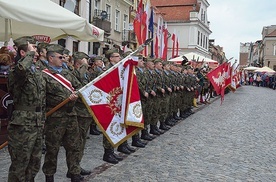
top-left (208, 0), bottom-right (276, 62)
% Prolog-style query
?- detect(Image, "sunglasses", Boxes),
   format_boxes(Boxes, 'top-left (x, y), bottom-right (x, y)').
top-left (52, 55), bottom-right (65, 60)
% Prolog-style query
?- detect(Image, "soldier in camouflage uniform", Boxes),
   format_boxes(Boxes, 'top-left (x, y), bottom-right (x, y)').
top-left (36, 42), bottom-right (49, 70)
top-left (88, 56), bottom-right (102, 135)
top-left (157, 61), bottom-right (172, 130)
top-left (143, 59), bottom-right (163, 135)
top-left (169, 63), bottom-right (183, 121)
top-left (42, 44), bottom-right (82, 182)
top-left (137, 57), bottom-right (156, 141)
top-left (62, 52), bottom-right (94, 179)
top-left (101, 49), bottom-right (125, 164)
top-left (8, 36), bottom-right (46, 182)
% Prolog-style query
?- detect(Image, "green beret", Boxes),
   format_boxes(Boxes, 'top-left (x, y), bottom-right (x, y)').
top-left (37, 42), bottom-right (49, 50)
top-left (46, 44), bottom-right (65, 55)
top-left (105, 48), bottom-right (119, 57)
top-left (72, 52), bottom-right (89, 60)
top-left (93, 56), bottom-right (103, 61)
top-left (63, 48), bottom-right (70, 55)
top-left (162, 61), bottom-right (170, 66)
top-left (146, 58), bottom-right (155, 63)
top-left (154, 58), bottom-right (163, 64)
top-left (13, 36), bottom-right (37, 48)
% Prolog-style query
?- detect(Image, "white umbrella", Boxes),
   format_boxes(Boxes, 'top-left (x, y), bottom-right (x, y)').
top-left (243, 66), bottom-right (258, 71)
top-left (0, 0), bottom-right (104, 43)
top-left (254, 66), bottom-right (275, 73)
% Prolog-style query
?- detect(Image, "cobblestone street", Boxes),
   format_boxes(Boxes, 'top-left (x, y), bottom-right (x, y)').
top-left (0, 85), bottom-right (275, 181)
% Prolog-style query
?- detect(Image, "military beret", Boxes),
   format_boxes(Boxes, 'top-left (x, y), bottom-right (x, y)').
top-left (63, 48), bottom-right (70, 55)
top-left (146, 58), bottom-right (155, 63)
top-left (13, 36), bottom-right (37, 48)
top-left (93, 56), bottom-right (103, 61)
top-left (162, 61), bottom-right (170, 66)
top-left (154, 58), bottom-right (163, 64)
top-left (105, 48), bottom-right (119, 57)
top-left (72, 52), bottom-right (89, 60)
top-left (46, 44), bottom-right (65, 55)
top-left (122, 51), bottom-right (132, 58)
top-left (37, 42), bottom-right (49, 50)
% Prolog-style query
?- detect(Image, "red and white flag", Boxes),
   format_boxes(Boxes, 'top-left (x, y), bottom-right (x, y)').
top-left (207, 62), bottom-right (230, 103)
top-left (79, 57), bottom-right (144, 147)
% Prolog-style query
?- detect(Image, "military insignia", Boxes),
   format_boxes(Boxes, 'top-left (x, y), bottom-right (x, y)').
top-left (107, 87), bottom-right (123, 115)
top-left (88, 89), bottom-right (103, 104)
top-left (110, 121), bottom-right (124, 136)
top-left (133, 103), bottom-right (142, 118)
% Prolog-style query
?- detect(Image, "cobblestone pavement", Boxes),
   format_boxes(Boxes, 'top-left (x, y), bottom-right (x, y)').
top-left (0, 85), bottom-right (275, 182)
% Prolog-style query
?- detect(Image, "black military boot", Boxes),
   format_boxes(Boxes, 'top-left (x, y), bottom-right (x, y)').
top-left (90, 124), bottom-right (101, 135)
top-left (150, 124), bottom-right (161, 135)
top-left (80, 168), bottom-right (91, 176)
top-left (117, 142), bottom-right (131, 154)
top-left (173, 112), bottom-right (182, 120)
top-left (70, 174), bottom-right (82, 182)
top-left (165, 117), bottom-right (175, 126)
top-left (66, 172), bottom-right (84, 180)
top-left (125, 142), bottom-right (136, 153)
top-left (112, 152), bottom-right (123, 161)
top-left (132, 135), bottom-right (146, 148)
top-left (45, 175), bottom-right (54, 182)
top-left (141, 129), bottom-right (155, 141)
top-left (103, 149), bottom-right (118, 164)
top-left (159, 122), bottom-right (170, 130)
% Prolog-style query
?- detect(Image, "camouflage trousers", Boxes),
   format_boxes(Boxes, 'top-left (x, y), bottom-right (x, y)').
top-left (141, 97), bottom-right (149, 126)
top-left (150, 95), bottom-right (161, 125)
top-left (42, 115), bottom-right (81, 175)
top-left (103, 135), bottom-right (113, 150)
top-left (76, 117), bottom-right (93, 164)
top-left (8, 124), bottom-right (43, 182)
top-left (159, 94), bottom-right (170, 122)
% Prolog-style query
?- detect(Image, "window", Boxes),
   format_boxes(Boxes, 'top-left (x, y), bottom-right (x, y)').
top-left (115, 10), bottom-right (120, 31)
top-left (122, 14), bottom-right (128, 41)
top-left (200, 33), bottom-right (203, 46)
top-left (106, 4), bottom-right (111, 21)
top-left (60, 0), bottom-right (80, 15)
top-left (203, 35), bottom-right (205, 48)
top-left (95, 0), bottom-right (100, 11)
top-left (206, 37), bottom-right (208, 49)
top-left (274, 44), bottom-right (276, 56)
top-left (73, 41), bottom-right (79, 53)
top-left (197, 31), bottom-right (200, 45)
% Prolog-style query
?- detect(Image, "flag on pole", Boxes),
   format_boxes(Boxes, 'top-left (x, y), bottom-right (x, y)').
top-left (133, 0), bottom-right (143, 45)
top-left (148, 7), bottom-right (154, 57)
top-left (162, 22), bottom-right (168, 60)
top-left (176, 35), bottom-right (179, 57)
top-left (171, 30), bottom-right (176, 58)
top-left (142, 0), bottom-right (151, 56)
top-left (78, 57), bottom-right (144, 147)
top-left (207, 62), bottom-right (230, 103)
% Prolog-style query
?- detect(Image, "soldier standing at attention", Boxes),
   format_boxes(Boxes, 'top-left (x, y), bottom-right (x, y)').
top-left (42, 44), bottom-right (82, 182)
top-left (63, 52), bottom-right (93, 179)
top-left (8, 36), bottom-right (46, 182)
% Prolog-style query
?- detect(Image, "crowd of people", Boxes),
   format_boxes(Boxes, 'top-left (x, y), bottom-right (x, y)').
top-left (0, 36), bottom-right (217, 182)
top-left (244, 71), bottom-right (276, 90)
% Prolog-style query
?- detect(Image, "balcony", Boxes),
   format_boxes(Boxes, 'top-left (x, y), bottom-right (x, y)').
top-left (93, 10), bottom-right (111, 34)
top-left (122, 30), bottom-right (136, 43)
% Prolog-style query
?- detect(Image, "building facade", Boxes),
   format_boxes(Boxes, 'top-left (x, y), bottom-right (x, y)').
top-left (151, 0), bottom-right (212, 60)
top-left (260, 25), bottom-right (276, 70)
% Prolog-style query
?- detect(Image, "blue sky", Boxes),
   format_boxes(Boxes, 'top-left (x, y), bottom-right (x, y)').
top-left (208, 0), bottom-right (276, 61)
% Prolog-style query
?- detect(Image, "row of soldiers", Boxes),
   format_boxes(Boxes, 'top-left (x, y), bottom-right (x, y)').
top-left (6, 35), bottom-right (199, 182)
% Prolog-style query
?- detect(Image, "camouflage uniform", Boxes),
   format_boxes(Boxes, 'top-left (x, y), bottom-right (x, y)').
top-left (8, 51), bottom-right (46, 182)
top-left (42, 51), bottom-right (82, 176)
top-left (72, 62), bottom-right (94, 167)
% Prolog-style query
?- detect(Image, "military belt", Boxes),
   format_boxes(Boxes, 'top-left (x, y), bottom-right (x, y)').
top-left (14, 105), bottom-right (42, 112)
